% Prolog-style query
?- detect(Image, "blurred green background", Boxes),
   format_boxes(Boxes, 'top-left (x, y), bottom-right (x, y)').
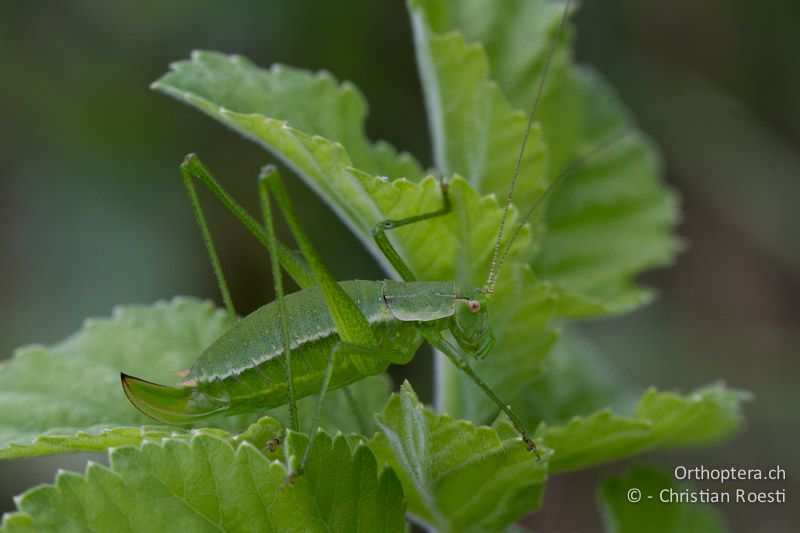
top-left (1, 0), bottom-right (797, 530)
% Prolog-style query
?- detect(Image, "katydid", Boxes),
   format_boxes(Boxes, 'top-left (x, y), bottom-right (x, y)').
top-left (121, 1), bottom-right (576, 470)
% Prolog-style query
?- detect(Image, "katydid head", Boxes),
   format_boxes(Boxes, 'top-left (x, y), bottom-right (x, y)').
top-left (451, 285), bottom-right (494, 360)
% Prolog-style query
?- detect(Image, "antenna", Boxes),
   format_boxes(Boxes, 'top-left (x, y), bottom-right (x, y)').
top-left (485, 0), bottom-right (573, 295)
top-left (494, 128), bottom-right (629, 276)
top-left (491, 94), bottom-right (742, 276)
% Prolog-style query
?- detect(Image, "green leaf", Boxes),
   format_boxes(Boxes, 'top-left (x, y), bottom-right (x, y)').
top-left (1, 432), bottom-right (406, 533)
top-left (409, 0), bottom-right (548, 209)
top-left (0, 426), bottom-right (198, 460)
top-left (411, 0), bottom-right (580, 175)
top-left (541, 384), bottom-right (750, 473)
top-left (513, 329), bottom-right (637, 428)
top-left (0, 417), bottom-right (283, 461)
top-left (599, 466), bottom-right (728, 533)
top-left (535, 71), bottom-right (682, 316)
top-left (409, 0), bottom-right (681, 317)
top-left (154, 52), bottom-right (423, 182)
top-left (636, 384), bottom-right (750, 448)
top-left (0, 298), bottom-right (256, 457)
top-left (370, 382), bottom-right (547, 531)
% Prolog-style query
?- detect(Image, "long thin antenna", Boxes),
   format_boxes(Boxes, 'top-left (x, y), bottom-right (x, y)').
top-left (485, 0), bottom-right (573, 295)
top-left (495, 128), bottom-right (629, 274)
top-left (492, 94), bottom-right (736, 274)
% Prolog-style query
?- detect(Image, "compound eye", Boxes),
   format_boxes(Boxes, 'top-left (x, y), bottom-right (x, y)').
top-left (467, 299), bottom-right (480, 313)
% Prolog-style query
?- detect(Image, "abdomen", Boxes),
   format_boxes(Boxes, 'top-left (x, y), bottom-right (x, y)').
top-left (190, 280), bottom-right (421, 412)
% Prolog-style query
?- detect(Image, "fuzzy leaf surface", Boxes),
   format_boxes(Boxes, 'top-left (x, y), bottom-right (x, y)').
top-left (410, 0), bottom-right (681, 317)
top-left (409, 0), bottom-right (548, 209)
top-left (155, 52), bottom-right (423, 182)
top-left (370, 382), bottom-right (547, 531)
top-left (513, 329), bottom-right (637, 429)
top-left (541, 384), bottom-right (750, 473)
top-left (0, 416), bottom-right (284, 461)
top-left (0, 298), bottom-right (244, 457)
top-left (1, 432), bottom-right (405, 533)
